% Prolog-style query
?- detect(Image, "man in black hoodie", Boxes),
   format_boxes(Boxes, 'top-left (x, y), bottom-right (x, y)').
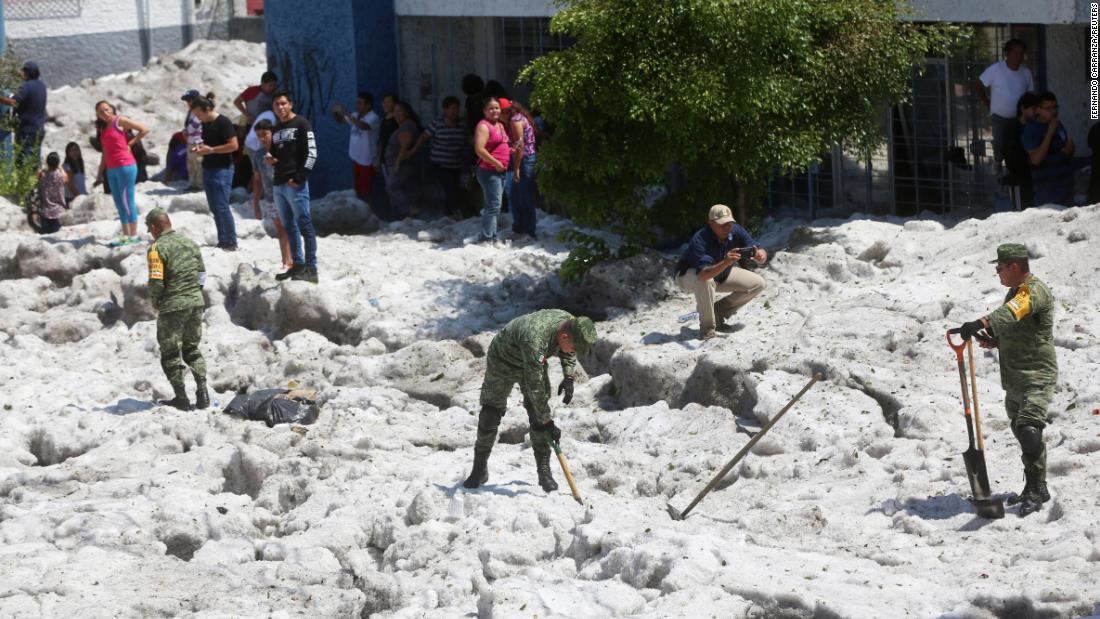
top-left (266, 91), bottom-right (319, 283)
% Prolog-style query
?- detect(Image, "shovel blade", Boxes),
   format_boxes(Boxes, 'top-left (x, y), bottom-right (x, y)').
top-left (962, 447), bottom-right (993, 499)
top-left (962, 448), bottom-right (1004, 519)
top-left (666, 502), bottom-right (684, 521)
top-left (971, 497), bottom-right (1006, 519)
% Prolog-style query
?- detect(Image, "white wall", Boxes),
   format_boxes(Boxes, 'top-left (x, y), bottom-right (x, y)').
top-left (396, 0), bottom-right (556, 18)
top-left (5, 0), bottom-right (234, 86)
top-left (6, 0), bottom-right (194, 39)
top-left (908, 0), bottom-right (1083, 24)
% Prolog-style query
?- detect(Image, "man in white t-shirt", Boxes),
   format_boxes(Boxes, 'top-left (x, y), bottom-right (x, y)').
top-left (333, 92), bottom-right (381, 200)
top-left (976, 39), bottom-right (1034, 173)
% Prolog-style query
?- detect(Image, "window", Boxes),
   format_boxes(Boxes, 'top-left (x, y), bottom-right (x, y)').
top-left (3, 0), bottom-right (83, 20)
top-left (497, 17), bottom-right (572, 102)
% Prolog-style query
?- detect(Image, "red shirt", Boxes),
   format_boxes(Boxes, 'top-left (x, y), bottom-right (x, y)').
top-left (238, 85), bottom-right (261, 102)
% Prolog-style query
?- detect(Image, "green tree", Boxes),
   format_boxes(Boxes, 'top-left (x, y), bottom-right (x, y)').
top-left (522, 0), bottom-right (959, 279)
top-left (0, 44), bottom-right (41, 215)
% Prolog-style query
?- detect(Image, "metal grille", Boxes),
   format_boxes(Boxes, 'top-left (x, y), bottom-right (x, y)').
top-left (3, 0), bottom-right (84, 20)
top-left (498, 17), bottom-right (572, 104)
top-left (766, 24), bottom-right (1041, 219)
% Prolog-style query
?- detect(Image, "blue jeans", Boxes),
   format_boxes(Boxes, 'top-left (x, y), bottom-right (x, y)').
top-left (273, 182), bottom-right (317, 267)
top-left (1032, 180), bottom-right (1072, 207)
top-left (203, 166), bottom-right (236, 246)
top-left (511, 155), bottom-right (537, 235)
top-left (476, 167), bottom-right (506, 240)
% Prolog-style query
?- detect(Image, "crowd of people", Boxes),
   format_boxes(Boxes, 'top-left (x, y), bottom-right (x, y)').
top-left (977, 39), bottom-right (1077, 209)
top-left (9, 64), bottom-right (550, 269)
top-left (331, 74), bottom-right (547, 243)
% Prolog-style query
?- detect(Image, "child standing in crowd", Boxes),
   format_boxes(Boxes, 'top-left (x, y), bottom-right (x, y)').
top-left (252, 118), bottom-right (294, 270)
top-left (37, 151), bottom-right (68, 234)
top-left (62, 142), bottom-right (87, 203)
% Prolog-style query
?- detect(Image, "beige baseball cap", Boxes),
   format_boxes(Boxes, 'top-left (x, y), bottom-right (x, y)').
top-left (708, 204), bottom-right (735, 224)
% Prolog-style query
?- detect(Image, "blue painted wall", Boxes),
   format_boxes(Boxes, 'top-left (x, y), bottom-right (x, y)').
top-left (265, 0), bottom-right (398, 198)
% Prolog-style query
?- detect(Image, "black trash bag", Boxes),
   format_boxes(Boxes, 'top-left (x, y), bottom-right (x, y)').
top-left (223, 389), bottom-right (320, 427)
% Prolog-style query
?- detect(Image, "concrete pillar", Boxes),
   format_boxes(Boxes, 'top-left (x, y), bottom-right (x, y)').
top-left (264, 0), bottom-right (398, 197)
top-left (1044, 24), bottom-right (1089, 156)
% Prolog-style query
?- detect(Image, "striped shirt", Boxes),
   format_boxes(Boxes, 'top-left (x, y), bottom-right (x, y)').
top-left (425, 117), bottom-right (467, 169)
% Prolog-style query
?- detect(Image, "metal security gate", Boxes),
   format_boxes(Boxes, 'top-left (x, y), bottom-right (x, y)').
top-left (766, 24), bottom-right (1041, 219)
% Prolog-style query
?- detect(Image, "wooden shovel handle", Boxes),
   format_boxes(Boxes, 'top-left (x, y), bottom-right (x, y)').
top-left (552, 441), bottom-right (584, 505)
top-left (966, 339), bottom-right (986, 451)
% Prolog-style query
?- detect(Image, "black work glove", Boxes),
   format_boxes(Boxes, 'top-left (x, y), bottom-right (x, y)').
top-left (557, 376), bottom-right (574, 405)
top-left (537, 420), bottom-right (562, 443)
top-left (958, 320), bottom-right (985, 341)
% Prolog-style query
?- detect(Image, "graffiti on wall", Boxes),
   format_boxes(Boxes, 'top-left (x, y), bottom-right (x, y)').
top-left (267, 45), bottom-right (338, 123)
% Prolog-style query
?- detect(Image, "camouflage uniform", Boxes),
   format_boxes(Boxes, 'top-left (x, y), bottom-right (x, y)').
top-left (476, 309), bottom-right (579, 458)
top-left (985, 272), bottom-right (1057, 482)
top-left (148, 228), bottom-right (207, 390)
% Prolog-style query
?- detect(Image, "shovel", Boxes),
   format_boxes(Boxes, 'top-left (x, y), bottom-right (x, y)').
top-left (550, 440), bottom-right (584, 505)
top-left (946, 330), bottom-right (1005, 519)
top-left (667, 373), bottom-right (822, 520)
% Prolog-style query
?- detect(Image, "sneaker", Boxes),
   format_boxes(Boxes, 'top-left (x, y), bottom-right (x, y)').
top-left (276, 264), bottom-right (303, 281)
top-left (128, 236), bottom-right (143, 245)
top-left (702, 329), bottom-right (718, 340)
top-left (292, 266), bottom-right (318, 283)
top-left (108, 235), bottom-right (130, 248)
top-left (220, 244), bottom-right (238, 252)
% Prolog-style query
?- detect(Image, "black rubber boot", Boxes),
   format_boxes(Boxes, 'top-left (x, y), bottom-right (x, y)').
top-left (1017, 470), bottom-right (1044, 517)
top-left (463, 450), bottom-right (491, 489)
top-left (159, 384), bottom-right (191, 411)
top-left (194, 379), bottom-right (210, 410)
top-left (1006, 481), bottom-right (1031, 506)
top-left (535, 450), bottom-right (558, 492)
top-left (1007, 479), bottom-right (1050, 505)
top-left (1036, 481), bottom-right (1051, 503)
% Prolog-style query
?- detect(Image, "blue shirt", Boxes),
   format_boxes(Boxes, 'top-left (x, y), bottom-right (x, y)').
top-left (13, 78), bottom-right (47, 134)
top-left (1021, 121), bottom-right (1072, 185)
top-left (676, 224), bottom-right (758, 284)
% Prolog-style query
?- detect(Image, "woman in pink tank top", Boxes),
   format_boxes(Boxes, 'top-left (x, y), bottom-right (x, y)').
top-left (94, 100), bottom-right (149, 244)
top-left (473, 97), bottom-right (511, 243)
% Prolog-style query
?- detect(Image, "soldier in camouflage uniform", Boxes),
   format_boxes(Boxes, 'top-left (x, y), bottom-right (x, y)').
top-left (956, 243), bottom-right (1057, 517)
top-left (462, 309), bottom-right (597, 492)
top-left (146, 208), bottom-right (209, 410)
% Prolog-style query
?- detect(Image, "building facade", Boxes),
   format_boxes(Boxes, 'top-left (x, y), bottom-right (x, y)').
top-left (1, 0), bottom-right (261, 87)
top-left (271, 0), bottom-right (1092, 210)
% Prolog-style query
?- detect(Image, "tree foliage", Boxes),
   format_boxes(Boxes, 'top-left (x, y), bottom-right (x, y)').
top-left (522, 0), bottom-right (960, 277)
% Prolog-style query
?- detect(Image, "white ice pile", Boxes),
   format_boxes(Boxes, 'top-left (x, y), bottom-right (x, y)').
top-left (2, 41), bottom-right (1100, 619)
top-left (42, 39), bottom-right (268, 177)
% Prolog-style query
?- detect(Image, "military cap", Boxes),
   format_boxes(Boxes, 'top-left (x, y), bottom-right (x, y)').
top-left (568, 316), bottom-right (597, 354)
top-left (145, 207), bottom-right (168, 225)
top-left (990, 243), bottom-right (1029, 263)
